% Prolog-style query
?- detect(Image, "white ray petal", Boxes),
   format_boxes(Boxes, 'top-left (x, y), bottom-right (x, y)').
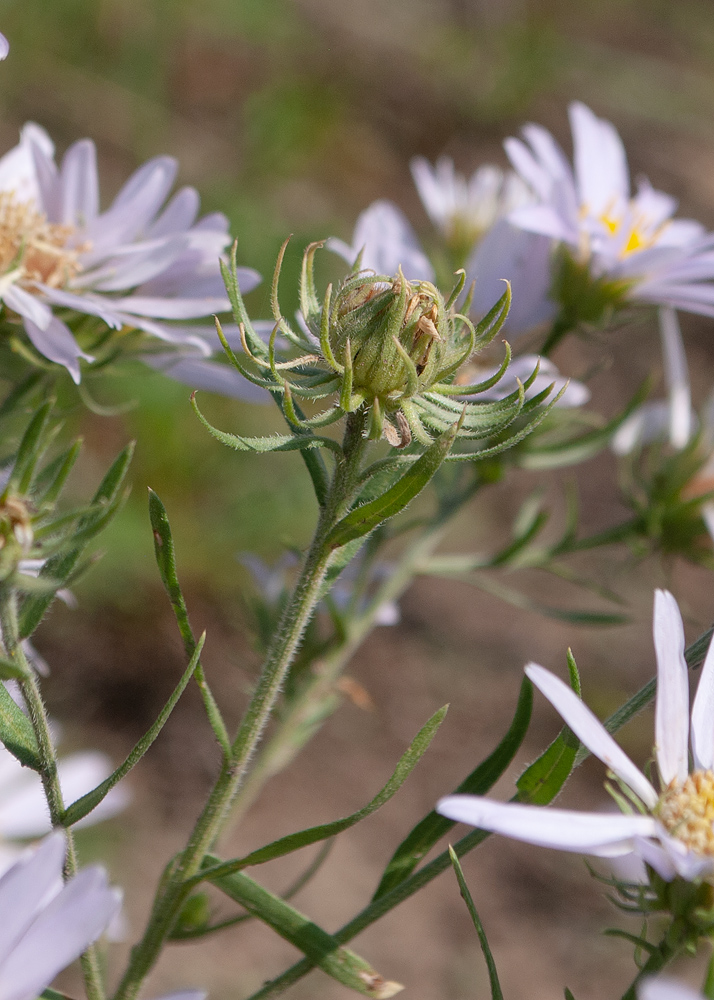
top-left (0, 833), bottom-right (65, 965)
top-left (60, 139), bottom-right (99, 227)
top-left (640, 977), bottom-right (706, 1000)
top-left (23, 316), bottom-right (93, 385)
top-left (658, 307), bottom-right (692, 449)
top-left (569, 102), bottom-right (629, 213)
top-left (436, 796), bottom-right (657, 853)
top-left (525, 663), bottom-right (658, 808)
top-left (653, 589), bottom-right (689, 786)
top-left (691, 625), bottom-right (714, 770)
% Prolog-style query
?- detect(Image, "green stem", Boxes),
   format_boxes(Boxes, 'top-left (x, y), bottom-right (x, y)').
top-left (619, 933), bottom-right (683, 1000)
top-left (113, 411), bottom-right (369, 1000)
top-left (0, 586), bottom-right (106, 1000)
top-left (225, 468), bottom-right (483, 827)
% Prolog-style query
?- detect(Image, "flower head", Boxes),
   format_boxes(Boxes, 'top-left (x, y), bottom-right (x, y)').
top-left (411, 156), bottom-right (531, 262)
top-left (0, 123), bottom-right (260, 383)
top-left (505, 102), bottom-right (714, 320)
top-left (0, 832), bottom-right (121, 1000)
top-left (438, 589), bottom-right (714, 883)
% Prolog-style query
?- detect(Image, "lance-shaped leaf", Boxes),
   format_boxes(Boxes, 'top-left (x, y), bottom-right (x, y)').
top-left (61, 634), bottom-right (206, 826)
top-left (373, 677), bottom-right (532, 900)
top-left (19, 443), bottom-right (135, 639)
top-left (0, 681), bottom-right (40, 770)
top-left (448, 847), bottom-right (503, 1000)
top-left (193, 705), bottom-right (448, 884)
top-left (4, 401), bottom-right (54, 498)
top-left (207, 864), bottom-right (403, 998)
top-left (191, 393), bottom-right (342, 456)
top-left (326, 418), bottom-right (461, 549)
top-left (149, 490), bottom-right (230, 756)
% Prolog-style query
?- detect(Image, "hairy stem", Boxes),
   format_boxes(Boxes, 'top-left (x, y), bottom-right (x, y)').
top-left (113, 411), bottom-right (369, 1000)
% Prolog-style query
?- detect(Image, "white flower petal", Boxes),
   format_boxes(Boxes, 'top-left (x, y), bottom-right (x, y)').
top-left (23, 316), bottom-right (93, 385)
top-left (0, 34), bottom-right (9, 60)
top-left (4, 285), bottom-right (52, 331)
top-left (653, 589), bottom-right (689, 786)
top-left (0, 833), bottom-right (65, 966)
top-left (0, 866), bottom-right (121, 1000)
top-left (108, 294), bottom-right (231, 320)
top-left (525, 663), bottom-right (658, 808)
top-left (436, 795), bottom-right (657, 854)
top-left (143, 353), bottom-right (270, 403)
top-left (146, 186), bottom-right (200, 238)
top-left (658, 307), bottom-right (692, 448)
top-left (691, 624), bottom-right (714, 771)
top-left (633, 836), bottom-right (677, 881)
top-left (331, 200), bottom-right (434, 282)
top-left (569, 101), bottom-right (629, 214)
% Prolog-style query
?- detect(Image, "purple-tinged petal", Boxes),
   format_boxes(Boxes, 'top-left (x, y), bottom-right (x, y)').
top-left (35, 286), bottom-right (124, 329)
top-left (0, 866), bottom-right (122, 1000)
top-left (0, 34), bottom-right (9, 60)
top-left (0, 834), bottom-right (65, 965)
top-left (436, 795), bottom-right (657, 854)
top-left (509, 204), bottom-right (576, 244)
top-left (23, 315), bottom-right (94, 385)
top-left (3, 285), bottom-right (52, 330)
top-left (59, 140), bottom-right (98, 228)
top-left (569, 102), bottom-right (629, 212)
top-left (639, 978), bottom-right (706, 1000)
top-left (653, 589), bottom-right (689, 787)
top-left (146, 187), bottom-right (200, 238)
top-left (108, 295), bottom-right (231, 320)
top-left (143, 353), bottom-right (270, 403)
top-left (525, 663), bottom-right (658, 808)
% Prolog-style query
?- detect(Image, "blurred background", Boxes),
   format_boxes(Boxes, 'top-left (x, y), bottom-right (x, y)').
top-left (5, 1), bottom-right (714, 998)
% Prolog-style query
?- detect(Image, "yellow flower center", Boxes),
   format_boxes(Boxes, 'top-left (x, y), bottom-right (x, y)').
top-left (658, 770), bottom-right (714, 856)
top-left (0, 191), bottom-right (84, 290)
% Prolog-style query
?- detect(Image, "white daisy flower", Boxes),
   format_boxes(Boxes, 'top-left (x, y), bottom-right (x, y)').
top-left (438, 589), bottom-right (714, 883)
top-left (0, 831), bottom-right (121, 1000)
top-left (0, 123), bottom-right (260, 383)
top-left (326, 200), bottom-right (434, 282)
top-left (462, 354), bottom-right (590, 408)
top-left (411, 156), bottom-right (531, 251)
top-left (505, 102), bottom-right (714, 316)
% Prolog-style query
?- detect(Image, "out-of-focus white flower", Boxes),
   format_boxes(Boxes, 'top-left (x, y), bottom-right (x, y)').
top-left (612, 307), bottom-right (693, 455)
top-left (461, 354), bottom-right (589, 408)
top-left (639, 978), bottom-right (705, 1000)
top-left (411, 156), bottom-right (531, 251)
top-left (438, 589), bottom-right (714, 883)
top-left (505, 103), bottom-right (714, 317)
top-left (0, 34), bottom-right (8, 60)
top-left (0, 832), bottom-right (121, 1000)
top-left (465, 219), bottom-right (557, 336)
top-left (326, 200), bottom-right (434, 282)
top-left (0, 745), bottom-right (128, 875)
top-left (0, 123), bottom-right (260, 383)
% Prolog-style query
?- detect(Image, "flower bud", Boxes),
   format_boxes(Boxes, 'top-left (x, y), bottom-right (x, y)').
top-left (0, 495), bottom-right (33, 580)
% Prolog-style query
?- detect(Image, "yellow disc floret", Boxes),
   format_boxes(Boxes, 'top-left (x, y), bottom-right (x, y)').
top-left (658, 770), bottom-right (714, 856)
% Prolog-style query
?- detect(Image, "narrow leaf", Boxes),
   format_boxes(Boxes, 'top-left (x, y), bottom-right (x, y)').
top-left (148, 490), bottom-right (230, 756)
top-left (61, 634), bottom-right (206, 826)
top-left (448, 847), bottom-right (503, 1000)
top-left (0, 682), bottom-right (40, 770)
top-left (5, 401), bottom-right (54, 497)
top-left (327, 419), bottom-right (460, 549)
top-left (195, 705), bottom-right (448, 882)
top-left (207, 864), bottom-right (403, 998)
top-left (373, 676), bottom-right (532, 900)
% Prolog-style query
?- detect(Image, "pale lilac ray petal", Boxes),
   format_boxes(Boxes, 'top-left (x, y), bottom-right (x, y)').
top-left (86, 156), bottom-right (178, 252)
top-left (146, 187), bottom-right (200, 238)
top-left (76, 237), bottom-right (188, 292)
top-left (508, 205), bottom-right (576, 243)
top-left (653, 589), bottom-right (689, 786)
top-left (656, 827), bottom-right (714, 881)
top-left (525, 663), bottom-right (658, 808)
top-left (28, 140), bottom-right (60, 221)
top-left (658, 307), bottom-right (692, 448)
top-left (0, 867), bottom-right (121, 1000)
top-left (0, 833), bottom-right (65, 964)
top-left (109, 295), bottom-right (231, 319)
top-left (436, 795), bottom-right (657, 854)
top-left (0, 766), bottom-right (52, 838)
top-left (611, 401), bottom-right (670, 456)
top-left (633, 837), bottom-right (677, 881)
top-left (0, 124), bottom-right (53, 203)
top-left (352, 200), bottom-right (434, 281)
top-left (23, 316), bottom-right (94, 385)
top-left (143, 353), bottom-right (270, 403)
top-left (504, 137), bottom-right (552, 200)
top-left (0, 34), bottom-right (9, 60)
top-left (639, 978), bottom-right (705, 1000)
top-left (36, 286), bottom-right (124, 329)
top-left (324, 237), bottom-right (356, 265)
top-left (4, 285), bottom-right (53, 330)
top-left (60, 140), bottom-right (98, 227)
top-left (691, 624), bottom-right (714, 770)
top-left (410, 157), bottom-right (449, 228)
top-left (155, 992), bottom-right (206, 1000)
top-left (569, 102), bottom-right (629, 211)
